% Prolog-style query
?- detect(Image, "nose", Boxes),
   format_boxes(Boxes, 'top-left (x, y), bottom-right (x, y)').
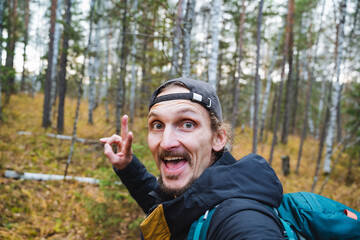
top-left (160, 126), bottom-right (180, 151)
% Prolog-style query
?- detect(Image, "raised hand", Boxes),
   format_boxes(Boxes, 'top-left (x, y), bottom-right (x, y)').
top-left (100, 115), bottom-right (133, 170)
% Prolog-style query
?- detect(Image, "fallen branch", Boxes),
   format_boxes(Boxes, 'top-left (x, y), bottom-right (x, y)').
top-left (4, 170), bottom-right (121, 185)
top-left (17, 131), bottom-right (99, 144)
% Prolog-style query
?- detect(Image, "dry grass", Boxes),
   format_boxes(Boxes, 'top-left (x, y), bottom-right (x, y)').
top-left (232, 125), bottom-right (360, 208)
top-left (0, 93), bottom-right (359, 239)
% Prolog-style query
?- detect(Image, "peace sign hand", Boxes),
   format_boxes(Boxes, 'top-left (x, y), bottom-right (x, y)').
top-left (100, 115), bottom-right (133, 170)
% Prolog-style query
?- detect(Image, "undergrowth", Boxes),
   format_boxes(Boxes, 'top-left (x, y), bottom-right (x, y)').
top-left (0, 93), bottom-right (359, 239)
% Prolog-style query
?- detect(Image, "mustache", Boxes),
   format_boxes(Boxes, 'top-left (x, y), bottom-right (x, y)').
top-left (158, 150), bottom-right (191, 162)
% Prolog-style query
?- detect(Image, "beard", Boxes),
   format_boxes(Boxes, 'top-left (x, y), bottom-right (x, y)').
top-left (159, 175), bottom-right (197, 197)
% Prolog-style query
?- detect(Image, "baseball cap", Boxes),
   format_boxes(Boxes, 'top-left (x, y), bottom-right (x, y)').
top-left (149, 77), bottom-right (223, 121)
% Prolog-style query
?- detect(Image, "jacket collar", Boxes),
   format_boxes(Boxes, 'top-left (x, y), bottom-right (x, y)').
top-left (143, 152), bottom-right (283, 239)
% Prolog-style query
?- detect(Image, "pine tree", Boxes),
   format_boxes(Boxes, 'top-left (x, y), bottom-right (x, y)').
top-left (252, 0), bottom-right (264, 154)
top-left (42, 0), bottom-right (57, 128)
top-left (57, 0), bottom-right (72, 134)
top-left (20, 0), bottom-right (30, 92)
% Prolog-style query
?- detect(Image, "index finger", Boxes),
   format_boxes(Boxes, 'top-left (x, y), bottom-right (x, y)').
top-left (121, 115), bottom-right (129, 141)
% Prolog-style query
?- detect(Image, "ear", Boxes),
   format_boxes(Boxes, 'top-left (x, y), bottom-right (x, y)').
top-left (212, 128), bottom-right (227, 152)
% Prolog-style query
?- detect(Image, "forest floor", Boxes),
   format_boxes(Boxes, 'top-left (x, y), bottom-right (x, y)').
top-left (0, 93), bottom-right (359, 239)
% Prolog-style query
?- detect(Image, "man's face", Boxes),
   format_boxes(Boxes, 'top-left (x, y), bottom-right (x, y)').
top-left (148, 86), bottom-right (217, 196)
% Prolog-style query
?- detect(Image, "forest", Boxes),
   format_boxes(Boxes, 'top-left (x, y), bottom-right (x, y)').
top-left (0, 0), bottom-right (359, 238)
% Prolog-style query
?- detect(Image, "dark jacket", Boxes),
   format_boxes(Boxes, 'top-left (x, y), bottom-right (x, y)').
top-left (114, 152), bottom-right (284, 239)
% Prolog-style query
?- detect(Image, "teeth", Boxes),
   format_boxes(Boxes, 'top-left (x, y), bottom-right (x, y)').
top-left (163, 157), bottom-right (184, 161)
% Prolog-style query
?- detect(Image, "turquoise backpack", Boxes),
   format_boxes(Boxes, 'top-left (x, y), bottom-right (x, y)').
top-left (188, 192), bottom-right (360, 240)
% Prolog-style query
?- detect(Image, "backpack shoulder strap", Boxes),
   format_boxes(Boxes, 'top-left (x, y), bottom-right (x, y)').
top-left (264, 205), bottom-right (299, 240)
top-left (188, 207), bottom-right (217, 240)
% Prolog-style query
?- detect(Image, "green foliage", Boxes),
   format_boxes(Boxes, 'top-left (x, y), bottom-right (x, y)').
top-left (344, 83), bottom-right (360, 160)
top-left (129, 216), bottom-right (145, 230)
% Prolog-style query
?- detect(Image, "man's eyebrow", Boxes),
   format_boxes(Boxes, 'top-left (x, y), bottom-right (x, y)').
top-left (148, 106), bottom-right (200, 118)
top-left (176, 107), bottom-right (199, 115)
top-left (148, 112), bottom-right (159, 118)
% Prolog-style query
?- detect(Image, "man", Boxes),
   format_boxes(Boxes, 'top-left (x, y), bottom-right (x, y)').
top-left (101, 77), bottom-right (284, 239)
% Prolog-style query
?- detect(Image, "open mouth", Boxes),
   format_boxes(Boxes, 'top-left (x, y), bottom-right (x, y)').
top-left (163, 156), bottom-right (188, 171)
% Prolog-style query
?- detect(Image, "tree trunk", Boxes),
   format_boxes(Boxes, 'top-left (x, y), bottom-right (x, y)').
top-left (65, 77), bottom-right (83, 178)
top-left (50, 0), bottom-right (64, 119)
top-left (308, 110), bottom-right (315, 135)
top-left (323, 0), bottom-right (347, 174)
top-left (216, 39), bottom-right (223, 92)
top-left (182, 0), bottom-right (196, 77)
top-left (5, 0), bottom-right (18, 102)
top-left (200, 5), bottom-right (211, 82)
top-left (57, 0), bottom-right (72, 134)
top-left (313, 0), bottom-right (327, 139)
top-left (252, 0), bottom-right (264, 154)
top-left (316, 75), bottom-right (326, 139)
top-left (269, 0), bottom-right (292, 164)
top-left (266, 84), bottom-right (278, 142)
top-left (87, 0), bottom-right (98, 125)
top-left (290, 47), bottom-right (300, 134)
top-left (42, 0), bottom-right (57, 128)
top-left (231, 0), bottom-right (246, 129)
top-left (140, 35), bottom-right (148, 115)
top-left (65, 0), bottom-right (94, 177)
top-left (208, 0), bottom-right (222, 90)
top-left (20, 0), bottom-right (30, 92)
top-left (280, 0), bottom-right (295, 145)
top-left (336, 84), bottom-right (343, 143)
top-left (170, 0), bottom-right (185, 78)
top-left (104, 18), bottom-right (112, 123)
top-left (296, 0), bottom-right (326, 172)
top-left (30, 0), bottom-right (43, 98)
top-left (259, 18), bottom-right (284, 141)
top-left (129, 0), bottom-right (138, 128)
top-left (296, 50), bottom-right (313, 173)
top-left (319, 135), bottom-right (350, 194)
top-left (0, 0), bottom-right (6, 121)
top-left (116, 0), bottom-right (129, 135)
top-left (311, 105), bottom-right (330, 192)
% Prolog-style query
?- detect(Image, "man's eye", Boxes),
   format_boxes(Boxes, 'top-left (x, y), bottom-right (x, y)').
top-left (153, 123), bottom-right (163, 130)
top-left (182, 122), bottom-right (194, 129)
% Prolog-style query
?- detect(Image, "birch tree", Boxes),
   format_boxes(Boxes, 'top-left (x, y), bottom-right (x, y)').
top-left (323, 0), bottom-right (348, 174)
top-left (182, 0), bottom-right (196, 77)
top-left (129, 0), bottom-right (138, 127)
top-left (87, 0), bottom-right (99, 125)
top-left (50, 0), bottom-right (64, 118)
top-left (57, 0), bottom-right (72, 134)
top-left (311, 101), bottom-right (330, 191)
top-left (170, 0), bottom-right (185, 78)
top-left (315, 74), bottom-right (326, 139)
top-left (199, 5), bottom-right (211, 82)
top-left (104, 17), bottom-right (112, 123)
top-left (259, 22), bottom-right (283, 141)
top-left (42, 0), bottom-right (57, 128)
top-left (20, 0), bottom-right (30, 92)
top-left (208, 0), bottom-right (222, 90)
top-left (252, 0), bottom-right (264, 154)
top-left (231, 0), bottom-right (246, 128)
